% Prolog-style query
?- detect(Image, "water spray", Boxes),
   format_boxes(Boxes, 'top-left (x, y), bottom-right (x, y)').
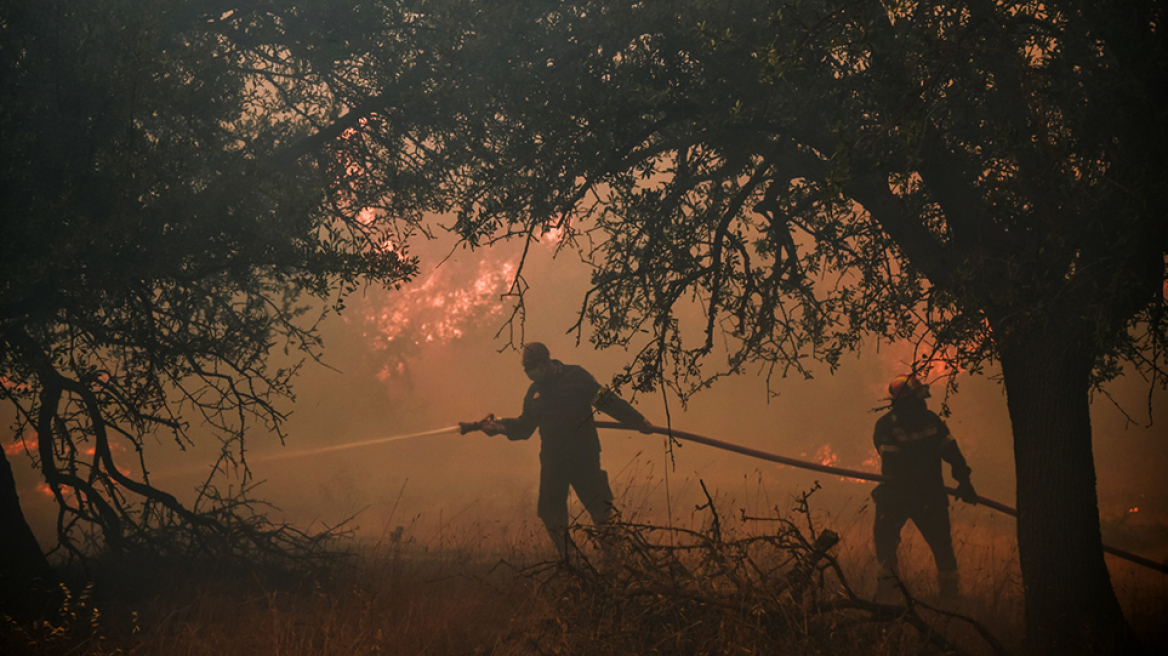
top-left (251, 425), bottom-right (463, 464)
top-left (207, 417), bottom-right (1165, 574)
top-left (152, 426), bottom-right (463, 480)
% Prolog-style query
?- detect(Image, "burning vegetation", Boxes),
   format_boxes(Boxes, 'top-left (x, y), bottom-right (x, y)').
top-left (0, 487), bottom-right (1001, 656)
top-left (3, 2), bottom-right (1166, 655)
top-left (5, 483), bottom-right (1165, 656)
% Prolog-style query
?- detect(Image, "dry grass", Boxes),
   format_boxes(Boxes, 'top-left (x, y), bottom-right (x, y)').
top-left (3, 485), bottom-right (1165, 656)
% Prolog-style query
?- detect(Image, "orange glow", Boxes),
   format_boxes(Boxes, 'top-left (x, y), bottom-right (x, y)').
top-left (873, 341), bottom-right (968, 399)
top-left (362, 253), bottom-right (518, 382)
top-left (4, 437), bottom-right (36, 456)
top-left (0, 374), bottom-right (31, 393)
top-left (541, 222), bottom-right (567, 245)
top-left (36, 481), bottom-right (71, 499)
top-left (815, 444), bottom-right (871, 483)
top-left (816, 444), bottom-right (838, 468)
top-left (1129, 507), bottom-right (1139, 513)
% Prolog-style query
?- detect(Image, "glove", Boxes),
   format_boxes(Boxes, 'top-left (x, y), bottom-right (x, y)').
top-left (636, 418), bottom-right (655, 434)
top-left (954, 479), bottom-right (978, 505)
top-left (459, 414), bottom-right (503, 436)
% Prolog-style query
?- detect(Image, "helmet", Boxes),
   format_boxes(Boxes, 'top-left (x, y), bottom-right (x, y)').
top-left (888, 374), bottom-right (930, 401)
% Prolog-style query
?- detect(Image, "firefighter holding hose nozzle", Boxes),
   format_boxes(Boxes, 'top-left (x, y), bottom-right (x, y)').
top-left (460, 343), bottom-right (652, 556)
top-left (872, 374), bottom-right (978, 602)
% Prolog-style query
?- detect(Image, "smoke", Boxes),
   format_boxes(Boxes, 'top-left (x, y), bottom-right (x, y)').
top-left (7, 232), bottom-right (1167, 561)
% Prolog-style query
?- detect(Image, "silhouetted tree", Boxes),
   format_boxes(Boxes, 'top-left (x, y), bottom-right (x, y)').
top-left (0, 0), bottom-right (416, 608)
top-left (321, 1), bottom-right (1165, 652)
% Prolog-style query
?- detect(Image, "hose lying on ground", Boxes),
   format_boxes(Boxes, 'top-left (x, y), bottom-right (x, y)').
top-left (594, 421), bottom-right (1168, 575)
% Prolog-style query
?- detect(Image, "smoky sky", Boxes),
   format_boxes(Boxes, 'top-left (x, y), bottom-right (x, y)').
top-left (8, 232), bottom-right (1167, 557)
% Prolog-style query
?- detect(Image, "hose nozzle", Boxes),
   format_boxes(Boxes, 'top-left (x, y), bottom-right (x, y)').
top-left (459, 414), bottom-right (496, 434)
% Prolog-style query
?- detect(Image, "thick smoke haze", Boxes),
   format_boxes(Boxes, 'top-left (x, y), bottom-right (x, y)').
top-left (9, 234), bottom-right (1167, 562)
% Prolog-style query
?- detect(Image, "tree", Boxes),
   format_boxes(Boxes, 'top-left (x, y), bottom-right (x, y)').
top-left (0, 0), bottom-right (416, 607)
top-left (324, 0), bottom-right (1165, 652)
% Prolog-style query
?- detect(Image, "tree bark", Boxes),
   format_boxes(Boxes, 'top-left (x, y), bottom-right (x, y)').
top-left (0, 447), bottom-right (55, 615)
top-left (998, 321), bottom-right (1141, 655)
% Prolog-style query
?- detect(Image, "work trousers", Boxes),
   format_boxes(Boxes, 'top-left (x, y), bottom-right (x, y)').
top-left (873, 487), bottom-right (957, 574)
top-left (537, 450), bottom-right (614, 554)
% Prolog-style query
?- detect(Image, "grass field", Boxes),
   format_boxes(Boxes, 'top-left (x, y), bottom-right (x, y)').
top-left (3, 488), bottom-right (1166, 656)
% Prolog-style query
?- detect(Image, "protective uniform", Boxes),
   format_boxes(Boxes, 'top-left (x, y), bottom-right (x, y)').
top-left (872, 376), bottom-right (974, 600)
top-left (498, 360), bottom-right (646, 553)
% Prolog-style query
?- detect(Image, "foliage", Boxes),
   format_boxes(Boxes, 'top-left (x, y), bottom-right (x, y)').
top-left (330, 0), bottom-right (1166, 399)
top-left (3, 0), bottom-right (1164, 649)
top-left (320, 1), bottom-right (1165, 651)
top-left (1, 489), bottom-right (1029, 656)
top-left (0, 583), bottom-right (118, 656)
top-left (521, 487), bottom-right (1010, 656)
top-left (0, 0), bottom-right (415, 564)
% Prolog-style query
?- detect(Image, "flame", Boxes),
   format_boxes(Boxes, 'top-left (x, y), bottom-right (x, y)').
top-left (808, 441), bottom-right (878, 483)
top-left (354, 211), bottom-right (565, 385)
top-left (4, 438), bottom-right (36, 456)
top-left (366, 258), bottom-right (515, 346)
top-left (362, 252), bottom-right (518, 382)
top-left (873, 341), bottom-right (969, 400)
top-left (35, 482), bottom-right (87, 500)
top-left (815, 444), bottom-right (872, 483)
top-left (1, 374), bottom-right (31, 393)
top-left (541, 221), bottom-right (567, 245)
top-left (815, 444), bottom-right (838, 468)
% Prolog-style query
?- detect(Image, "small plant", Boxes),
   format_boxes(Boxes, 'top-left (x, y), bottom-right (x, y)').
top-left (502, 484), bottom-right (1010, 656)
top-left (0, 582), bottom-right (123, 656)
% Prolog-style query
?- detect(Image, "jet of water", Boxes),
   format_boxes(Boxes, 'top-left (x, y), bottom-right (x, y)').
top-left (253, 425), bottom-right (464, 464)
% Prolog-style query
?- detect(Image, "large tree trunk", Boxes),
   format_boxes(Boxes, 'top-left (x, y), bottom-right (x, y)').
top-left (998, 322), bottom-right (1140, 655)
top-left (0, 447), bottom-right (55, 615)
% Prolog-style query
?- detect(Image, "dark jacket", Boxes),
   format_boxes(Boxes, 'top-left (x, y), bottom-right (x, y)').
top-left (873, 405), bottom-right (971, 494)
top-left (500, 361), bottom-right (644, 463)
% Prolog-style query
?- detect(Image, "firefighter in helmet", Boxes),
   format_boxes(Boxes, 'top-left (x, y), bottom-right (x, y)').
top-left (872, 374), bottom-right (977, 601)
top-left (462, 343), bottom-right (652, 556)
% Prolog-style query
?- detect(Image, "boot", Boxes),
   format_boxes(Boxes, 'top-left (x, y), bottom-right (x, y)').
top-left (875, 561), bottom-right (900, 603)
top-left (545, 526), bottom-right (575, 563)
top-left (938, 569), bottom-right (959, 600)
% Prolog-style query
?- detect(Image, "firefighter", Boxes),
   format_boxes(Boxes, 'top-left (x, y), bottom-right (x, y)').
top-left (462, 343), bottom-right (652, 556)
top-left (872, 374), bottom-right (977, 601)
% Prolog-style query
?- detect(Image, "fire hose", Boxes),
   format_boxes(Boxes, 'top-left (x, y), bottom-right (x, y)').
top-left (580, 421), bottom-right (1168, 575)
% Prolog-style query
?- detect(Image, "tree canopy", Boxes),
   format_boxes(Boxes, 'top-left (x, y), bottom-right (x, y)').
top-left (3, 1), bottom-right (1164, 652)
top-left (315, 1), bottom-right (1165, 652)
top-left (0, 0), bottom-right (416, 591)
top-left (336, 0), bottom-right (1167, 391)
